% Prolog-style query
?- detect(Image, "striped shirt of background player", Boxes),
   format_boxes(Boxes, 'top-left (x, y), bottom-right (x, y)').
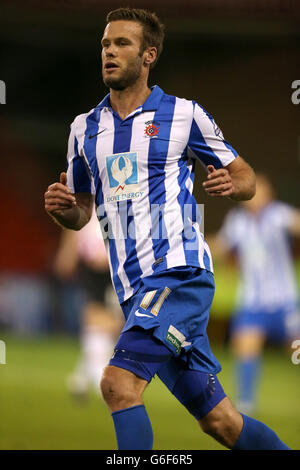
top-left (219, 202), bottom-right (299, 310)
top-left (66, 86), bottom-right (237, 303)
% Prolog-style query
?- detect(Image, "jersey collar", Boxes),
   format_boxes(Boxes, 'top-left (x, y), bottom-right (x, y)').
top-left (96, 85), bottom-right (164, 113)
top-left (142, 85), bottom-right (164, 111)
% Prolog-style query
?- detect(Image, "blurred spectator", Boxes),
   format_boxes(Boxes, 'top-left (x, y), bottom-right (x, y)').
top-left (209, 173), bottom-right (300, 414)
top-left (53, 209), bottom-right (123, 399)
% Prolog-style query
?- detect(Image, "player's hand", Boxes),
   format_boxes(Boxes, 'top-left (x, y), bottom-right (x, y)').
top-left (202, 165), bottom-right (234, 197)
top-left (44, 172), bottom-right (77, 216)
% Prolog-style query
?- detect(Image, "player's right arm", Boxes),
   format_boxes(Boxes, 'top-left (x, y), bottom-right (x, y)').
top-left (45, 116), bottom-right (95, 230)
top-left (44, 171), bottom-right (94, 230)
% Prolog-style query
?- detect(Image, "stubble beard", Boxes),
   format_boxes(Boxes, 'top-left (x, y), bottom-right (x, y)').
top-left (102, 55), bottom-right (143, 91)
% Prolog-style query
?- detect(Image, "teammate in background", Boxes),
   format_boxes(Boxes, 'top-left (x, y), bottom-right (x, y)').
top-left (209, 174), bottom-right (300, 414)
top-left (53, 209), bottom-right (123, 399)
top-left (44, 8), bottom-right (291, 450)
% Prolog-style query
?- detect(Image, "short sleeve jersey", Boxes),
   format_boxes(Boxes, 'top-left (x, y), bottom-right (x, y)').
top-left (66, 85), bottom-right (238, 303)
top-left (219, 201), bottom-right (299, 309)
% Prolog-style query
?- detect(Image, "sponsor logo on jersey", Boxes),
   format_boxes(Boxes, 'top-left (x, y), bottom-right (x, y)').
top-left (105, 152), bottom-right (143, 203)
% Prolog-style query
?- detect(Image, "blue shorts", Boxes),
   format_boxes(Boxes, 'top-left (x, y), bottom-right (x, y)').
top-left (230, 304), bottom-right (300, 343)
top-left (109, 267), bottom-right (226, 420)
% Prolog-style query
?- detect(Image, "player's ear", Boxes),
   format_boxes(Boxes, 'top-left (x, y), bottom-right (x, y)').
top-left (143, 47), bottom-right (157, 67)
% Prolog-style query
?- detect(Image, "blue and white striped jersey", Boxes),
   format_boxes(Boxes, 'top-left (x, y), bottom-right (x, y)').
top-left (66, 85), bottom-right (237, 303)
top-left (219, 201), bottom-right (299, 310)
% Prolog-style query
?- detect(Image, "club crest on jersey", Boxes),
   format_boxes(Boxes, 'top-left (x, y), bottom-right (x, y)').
top-left (144, 121), bottom-right (159, 138)
top-left (105, 152), bottom-right (142, 203)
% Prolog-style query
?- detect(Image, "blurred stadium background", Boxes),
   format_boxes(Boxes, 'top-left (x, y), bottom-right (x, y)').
top-left (0, 0), bottom-right (299, 450)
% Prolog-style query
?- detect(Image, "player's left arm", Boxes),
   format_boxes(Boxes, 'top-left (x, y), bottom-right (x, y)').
top-left (202, 155), bottom-right (256, 201)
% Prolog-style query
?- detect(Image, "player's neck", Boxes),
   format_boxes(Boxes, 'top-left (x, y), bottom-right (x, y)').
top-left (109, 80), bottom-right (151, 120)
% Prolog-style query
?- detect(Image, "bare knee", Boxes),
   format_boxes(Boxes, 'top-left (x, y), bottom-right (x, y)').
top-left (199, 397), bottom-right (243, 448)
top-left (100, 365), bottom-right (147, 412)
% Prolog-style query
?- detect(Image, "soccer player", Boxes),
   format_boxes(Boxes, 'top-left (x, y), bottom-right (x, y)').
top-left (209, 173), bottom-right (300, 414)
top-left (44, 8), bottom-right (291, 450)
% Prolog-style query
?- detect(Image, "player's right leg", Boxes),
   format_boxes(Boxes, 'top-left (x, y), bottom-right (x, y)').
top-left (101, 365), bottom-right (147, 412)
top-left (230, 326), bottom-right (265, 414)
top-left (100, 365), bottom-right (153, 449)
top-left (100, 327), bottom-right (173, 450)
top-left (229, 309), bottom-right (267, 413)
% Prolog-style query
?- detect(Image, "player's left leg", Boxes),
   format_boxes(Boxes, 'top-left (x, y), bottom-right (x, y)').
top-left (158, 364), bottom-right (290, 450)
top-left (199, 396), bottom-right (290, 450)
top-left (199, 396), bottom-right (242, 448)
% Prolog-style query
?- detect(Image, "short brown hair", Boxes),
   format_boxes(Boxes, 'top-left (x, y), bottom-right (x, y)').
top-left (106, 7), bottom-right (165, 68)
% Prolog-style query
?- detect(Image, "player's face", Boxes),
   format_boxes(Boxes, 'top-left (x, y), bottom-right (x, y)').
top-left (101, 21), bottom-right (145, 90)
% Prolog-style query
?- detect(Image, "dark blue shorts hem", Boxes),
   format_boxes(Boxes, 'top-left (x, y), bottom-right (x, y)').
top-left (109, 357), bottom-right (156, 382)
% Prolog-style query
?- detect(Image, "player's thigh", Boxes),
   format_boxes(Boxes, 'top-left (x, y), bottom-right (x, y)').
top-left (157, 360), bottom-right (227, 421)
top-left (102, 327), bottom-right (173, 410)
top-left (109, 326), bottom-right (173, 383)
top-left (158, 361), bottom-right (242, 446)
top-left (230, 328), bottom-right (265, 358)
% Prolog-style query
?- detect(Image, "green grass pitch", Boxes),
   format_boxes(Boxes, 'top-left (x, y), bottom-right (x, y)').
top-left (0, 334), bottom-right (299, 450)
